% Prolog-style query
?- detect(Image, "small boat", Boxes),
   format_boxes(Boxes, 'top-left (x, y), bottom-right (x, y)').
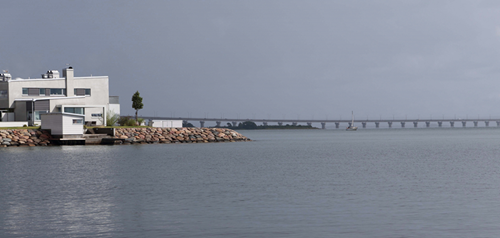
top-left (346, 111), bottom-right (358, 131)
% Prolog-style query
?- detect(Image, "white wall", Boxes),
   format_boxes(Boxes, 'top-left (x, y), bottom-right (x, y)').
top-left (0, 121), bottom-right (28, 127)
top-left (41, 113), bottom-right (84, 136)
top-left (152, 120), bottom-right (183, 128)
top-left (62, 115), bottom-right (84, 135)
top-left (108, 103), bottom-right (120, 116)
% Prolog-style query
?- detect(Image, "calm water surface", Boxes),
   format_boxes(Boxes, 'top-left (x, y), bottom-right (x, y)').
top-left (2, 128), bottom-right (500, 237)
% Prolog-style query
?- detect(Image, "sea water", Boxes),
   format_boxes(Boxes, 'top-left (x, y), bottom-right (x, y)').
top-left (1, 128), bottom-right (500, 237)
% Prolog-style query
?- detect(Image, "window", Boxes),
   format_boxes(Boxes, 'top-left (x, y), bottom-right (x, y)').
top-left (34, 110), bottom-right (48, 120)
top-left (39, 88), bottom-right (45, 96)
top-left (22, 88), bottom-right (28, 95)
top-left (74, 88), bottom-right (91, 96)
top-left (91, 113), bottom-right (102, 118)
top-left (50, 88), bottom-right (64, 96)
top-left (73, 119), bottom-right (83, 124)
top-left (64, 107), bottom-right (85, 114)
top-left (0, 90), bottom-right (7, 98)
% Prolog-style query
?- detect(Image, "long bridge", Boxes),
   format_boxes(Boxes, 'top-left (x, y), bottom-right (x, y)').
top-left (139, 116), bottom-right (500, 129)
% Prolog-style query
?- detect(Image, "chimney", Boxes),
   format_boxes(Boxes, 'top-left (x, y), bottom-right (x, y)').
top-left (63, 67), bottom-right (74, 96)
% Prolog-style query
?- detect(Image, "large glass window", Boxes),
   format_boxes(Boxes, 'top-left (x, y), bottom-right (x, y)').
top-left (50, 88), bottom-right (64, 95)
top-left (39, 88), bottom-right (45, 96)
top-left (22, 88), bottom-right (28, 95)
top-left (64, 107), bottom-right (85, 114)
top-left (73, 119), bottom-right (83, 124)
top-left (34, 110), bottom-right (48, 120)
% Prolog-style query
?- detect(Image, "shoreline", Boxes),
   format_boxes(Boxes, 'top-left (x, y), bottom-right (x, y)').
top-left (113, 127), bottom-right (251, 145)
top-left (0, 127), bottom-right (251, 147)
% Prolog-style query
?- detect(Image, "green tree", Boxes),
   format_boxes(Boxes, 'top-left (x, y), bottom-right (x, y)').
top-left (132, 91), bottom-right (144, 123)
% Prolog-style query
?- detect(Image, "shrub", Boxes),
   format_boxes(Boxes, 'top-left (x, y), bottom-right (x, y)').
top-left (118, 116), bottom-right (131, 126)
top-left (106, 110), bottom-right (120, 126)
top-left (137, 118), bottom-right (145, 126)
top-left (125, 118), bottom-right (137, 126)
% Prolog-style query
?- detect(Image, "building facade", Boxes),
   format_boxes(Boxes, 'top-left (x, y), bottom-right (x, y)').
top-left (0, 67), bottom-right (120, 126)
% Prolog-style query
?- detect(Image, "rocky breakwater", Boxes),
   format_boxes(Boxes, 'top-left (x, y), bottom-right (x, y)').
top-left (114, 127), bottom-right (251, 144)
top-left (0, 129), bottom-right (52, 147)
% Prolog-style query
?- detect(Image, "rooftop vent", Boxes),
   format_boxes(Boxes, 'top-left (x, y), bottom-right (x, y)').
top-left (41, 70), bottom-right (60, 79)
top-left (1, 70), bottom-right (11, 81)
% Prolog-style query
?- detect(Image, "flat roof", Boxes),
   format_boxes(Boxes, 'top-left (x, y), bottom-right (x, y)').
top-left (40, 112), bottom-right (85, 117)
top-left (14, 96), bottom-right (85, 101)
top-left (3, 76), bottom-right (107, 82)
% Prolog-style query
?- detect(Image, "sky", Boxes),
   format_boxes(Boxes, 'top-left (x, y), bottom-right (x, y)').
top-left (2, 0), bottom-right (500, 122)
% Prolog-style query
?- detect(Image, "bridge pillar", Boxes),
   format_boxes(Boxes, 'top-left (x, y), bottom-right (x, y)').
top-left (400, 122), bottom-right (405, 128)
top-left (216, 121), bottom-right (221, 127)
top-left (388, 122), bottom-right (392, 128)
top-left (278, 122), bottom-right (283, 126)
top-left (497, 121), bottom-right (500, 127)
top-left (425, 121), bottom-right (430, 127)
top-left (292, 122), bottom-right (297, 126)
top-left (263, 122), bottom-right (268, 126)
top-left (462, 121), bottom-right (466, 127)
top-left (307, 122), bottom-right (312, 127)
top-left (362, 122), bottom-right (367, 128)
top-left (232, 121), bottom-right (237, 127)
top-left (375, 122), bottom-right (379, 128)
top-left (200, 121), bottom-right (205, 128)
top-left (335, 122), bottom-right (340, 129)
top-left (450, 121), bottom-right (454, 127)
top-left (485, 121), bottom-right (489, 127)
top-left (474, 121), bottom-right (478, 127)
top-left (438, 121), bottom-right (442, 127)
top-left (413, 121), bottom-right (418, 128)
top-left (321, 122), bottom-right (326, 129)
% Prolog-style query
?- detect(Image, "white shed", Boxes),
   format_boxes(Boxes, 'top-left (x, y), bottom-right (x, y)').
top-left (41, 113), bottom-right (85, 138)
top-left (151, 120), bottom-right (183, 128)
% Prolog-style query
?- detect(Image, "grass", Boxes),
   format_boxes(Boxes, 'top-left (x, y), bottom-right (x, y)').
top-left (0, 126), bottom-right (41, 130)
top-left (0, 126), bottom-right (152, 130)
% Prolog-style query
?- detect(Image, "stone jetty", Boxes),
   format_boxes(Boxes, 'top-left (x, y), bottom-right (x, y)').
top-left (0, 127), bottom-right (250, 147)
top-left (114, 127), bottom-right (250, 144)
top-left (0, 129), bottom-right (52, 147)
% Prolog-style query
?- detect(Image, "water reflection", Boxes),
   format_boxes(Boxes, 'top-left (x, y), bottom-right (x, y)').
top-left (0, 146), bottom-right (117, 237)
top-left (2, 129), bottom-right (500, 237)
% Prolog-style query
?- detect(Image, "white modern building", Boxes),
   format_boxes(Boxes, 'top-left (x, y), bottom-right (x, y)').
top-left (40, 112), bottom-right (85, 138)
top-left (0, 67), bottom-right (120, 126)
top-left (150, 120), bottom-right (182, 128)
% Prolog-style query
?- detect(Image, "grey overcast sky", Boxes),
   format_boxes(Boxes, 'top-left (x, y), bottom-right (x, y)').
top-left (2, 0), bottom-right (500, 121)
